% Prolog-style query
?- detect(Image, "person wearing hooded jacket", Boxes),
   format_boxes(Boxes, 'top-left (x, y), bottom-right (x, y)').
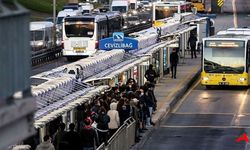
top-left (144, 64), bottom-right (157, 84)
top-left (107, 102), bottom-right (120, 136)
top-left (36, 135), bottom-right (55, 150)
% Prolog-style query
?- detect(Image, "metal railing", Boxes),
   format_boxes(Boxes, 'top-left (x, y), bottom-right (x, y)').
top-left (97, 117), bottom-right (136, 150)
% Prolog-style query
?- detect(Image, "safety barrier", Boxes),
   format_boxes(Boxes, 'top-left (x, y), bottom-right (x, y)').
top-left (97, 117), bottom-right (136, 150)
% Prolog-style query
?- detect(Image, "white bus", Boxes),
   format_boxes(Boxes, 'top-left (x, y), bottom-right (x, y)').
top-left (62, 12), bottom-right (122, 60)
top-left (201, 29), bottom-right (250, 87)
top-left (30, 21), bottom-right (54, 51)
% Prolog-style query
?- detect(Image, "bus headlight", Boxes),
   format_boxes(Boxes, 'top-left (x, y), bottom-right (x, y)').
top-left (202, 77), bottom-right (209, 81)
top-left (239, 78), bottom-right (246, 82)
top-left (37, 41), bottom-right (44, 46)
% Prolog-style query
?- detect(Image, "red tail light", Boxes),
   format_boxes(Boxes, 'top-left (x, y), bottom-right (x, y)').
top-left (95, 41), bottom-right (99, 49)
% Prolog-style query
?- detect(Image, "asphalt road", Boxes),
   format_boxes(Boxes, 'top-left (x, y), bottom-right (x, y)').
top-left (32, 57), bottom-right (69, 76)
top-left (142, 81), bottom-right (250, 150)
top-left (141, 14), bottom-right (250, 150)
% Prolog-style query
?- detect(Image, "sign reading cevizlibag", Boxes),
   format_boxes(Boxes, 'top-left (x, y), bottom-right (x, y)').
top-left (99, 32), bottom-right (138, 51)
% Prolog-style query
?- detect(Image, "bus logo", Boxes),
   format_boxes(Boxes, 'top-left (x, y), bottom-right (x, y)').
top-left (113, 32), bottom-right (124, 42)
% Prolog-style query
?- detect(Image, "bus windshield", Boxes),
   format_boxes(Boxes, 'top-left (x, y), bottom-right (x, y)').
top-left (65, 19), bottom-right (94, 38)
top-left (155, 6), bottom-right (178, 20)
top-left (30, 30), bottom-right (44, 41)
top-left (112, 6), bottom-right (127, 13)
top-left (57, 17), bottom-right (64, 25)
top-left (180, 4), bottom-right (192, 13)
top-left (203, 40), bottom-right (245, 74)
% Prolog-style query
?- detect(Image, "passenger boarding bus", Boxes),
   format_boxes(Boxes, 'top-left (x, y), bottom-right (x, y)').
top-left (201, 34), bottom-right (250, 88)
top-left (62, 12), bottom-right (122, 60)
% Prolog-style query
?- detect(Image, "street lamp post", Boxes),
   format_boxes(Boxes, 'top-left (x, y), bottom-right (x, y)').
top-left (53, 0), bottom-right (57, 48)
top-left (53, 0), bottom-right (56, 24)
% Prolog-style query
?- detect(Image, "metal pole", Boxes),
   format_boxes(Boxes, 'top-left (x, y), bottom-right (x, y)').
top-left (53, 0), bottom-right (56, 25)
top-left (70, 109), bottom-right (75, 124)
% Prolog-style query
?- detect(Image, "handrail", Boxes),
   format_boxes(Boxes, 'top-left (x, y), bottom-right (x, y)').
top-left (96, 117), bottom-right (136, 150)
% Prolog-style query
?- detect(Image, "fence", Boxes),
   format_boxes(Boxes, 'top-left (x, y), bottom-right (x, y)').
top-left (97, 117), bottom-right (136, 150)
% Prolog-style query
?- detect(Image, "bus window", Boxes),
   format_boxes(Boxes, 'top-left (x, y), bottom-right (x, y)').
top-left (65, 19), bottom-right (94, 38)
top-left (155, 6), bottom-right (178, 20)
top-left (181, 4), bottom-right (192, 13)
top-left (248, 41), bottom-right (250, 68)
top-left (204, 40), bottom-right (245, 74)
top-left (112, 6), bottom-right (127, 13)
top-left (30, 30), bottom-right (44, 41)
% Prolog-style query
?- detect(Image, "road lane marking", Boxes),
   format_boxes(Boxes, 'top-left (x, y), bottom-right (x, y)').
top-left (160, 125), bottom-right (250, 129)
top-left (232, 0), bottom-right (238, 27)
top-left (173, 112), bottom-right (234, 115)
top-left (231, 89), bottom-right (250, 126)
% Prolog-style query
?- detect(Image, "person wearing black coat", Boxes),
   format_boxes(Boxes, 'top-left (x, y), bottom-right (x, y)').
top-left (145, 64), bottom-right (157, 84)
top-left (64, 123), bottom-right (81, 150)
top-left (80, 119), bottom-right (99, 150)
top-left (96, 107), bottom-right (110, 145)
top-left (170, 48), bottom-right (179, 79)
top-left (188, 33), bottom-right (198, 59)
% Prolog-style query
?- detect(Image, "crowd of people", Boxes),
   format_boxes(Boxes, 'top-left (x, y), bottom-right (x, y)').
top-left (35, 65), bottom-right (159, 150)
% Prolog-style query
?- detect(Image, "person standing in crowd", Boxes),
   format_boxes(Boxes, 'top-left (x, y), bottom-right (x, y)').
top-left (107, 101), bottom-right (120, 136)
top-left (117, 98), bottom-right (132, 125)
top-left (188, 33), bottom-right (198, 59)
top-left (96, 107), bottom-right (110, 144)
top-left (53, 123), bottom-right (67, 150)
top-left (128, 93), bottom-right (141, 142)
top-left (91, 100), bottom-right (101, 114)
top-left (138, 87), bottom-right (148, 130)
top-left (64, 123), bottom-right (81, 150)
top-left (80, 119), bottom-right (99, 150)
top-left (141, 86), bottom-right (154, 128)
top-left (144, 64), bottom-right (157, 85)
top-left (170, 48), bottom-right (179, 79)
top-left (126, 78), bottom-right (138, 92)
top-left (147, 82), bottom-right (157, 115)
top-left (36, 135), bottom-right (55, 150)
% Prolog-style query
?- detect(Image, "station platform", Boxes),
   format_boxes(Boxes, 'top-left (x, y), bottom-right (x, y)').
top-left (132, 53), bottom-right (201, 149)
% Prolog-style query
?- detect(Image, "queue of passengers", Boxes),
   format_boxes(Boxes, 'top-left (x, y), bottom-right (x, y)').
top-left (36, 81), bottom-right (157, 150)
top-left (35, 65), bottom-right (158, 150)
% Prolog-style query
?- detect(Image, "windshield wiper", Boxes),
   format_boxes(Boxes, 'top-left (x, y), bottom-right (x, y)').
top-left (221, 66), bottom-right (241, 73)
top-left (206, 66), bottom-right (242, 73)
top-left (204, 59), bottom-right (222, 68)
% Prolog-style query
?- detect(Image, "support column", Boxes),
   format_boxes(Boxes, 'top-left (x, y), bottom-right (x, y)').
top-left (62, 113), bottom-right (68, 129)
top-left (39, 126), bottom-right (46, 143)
top-left (70, 109), bottom-right (75, 124)
top-left (159, 48), bottom-right (164, 78)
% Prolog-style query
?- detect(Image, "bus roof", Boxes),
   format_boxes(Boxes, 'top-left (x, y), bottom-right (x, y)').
top-left (112, 0), bottom-right (129, 6)
top-left (203, 34), bottom-right (250, 41)
top-left (154, 1), bottom-right (191, 6)
top-left (30, 21), bottom-right (53, 31)
top-left (217, 28), bottom-right (250, 36)
top-left (64, 14), bottom-right (107, 22)
top-left (65, 12), bottom-right (121, 22)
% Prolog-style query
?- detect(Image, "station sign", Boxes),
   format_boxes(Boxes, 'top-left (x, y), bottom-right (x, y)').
top-left (99, 32), bottom-right (138, 51)
top-left (205, 40), bottom-right (245, 48)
